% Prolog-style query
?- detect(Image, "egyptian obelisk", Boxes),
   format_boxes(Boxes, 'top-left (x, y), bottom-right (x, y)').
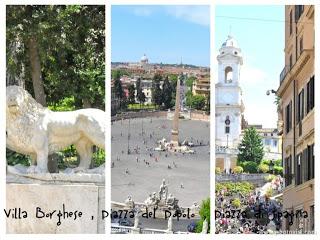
top-left (171, 76), bottom-right (180, 146)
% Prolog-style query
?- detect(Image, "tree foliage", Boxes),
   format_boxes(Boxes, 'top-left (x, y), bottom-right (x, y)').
top-left (195, 198), bottom-right (210, 233)
top-left (187, 94), bottom-right (206, 110)
top-left (136, 78), bottom-right (146, 105)
top-left (237, 127), bottom-right (264, 164)
top-left (152, 73), bottom-right (163, 107)
top-left (7, 5), bottom-right (105, 109)
top-left (127, 84), bottom-right (135, 104)
top-left (6, 5), bottom-right (105, 167)
top-left (162, 76), bottom-right (173, 109)
top-left (186, 76), bottom-right (196, 89)
top-left (240, 161), bottom-right (258, 173)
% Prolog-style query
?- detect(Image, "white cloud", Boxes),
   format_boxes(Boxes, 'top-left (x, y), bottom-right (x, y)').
top-left (241, 64), bottom-right (268, 85)
top-left (245, 102), bottom-right (278, 128)
top-left (132, 7), bottom-right (154, 17)
top-left (128, 6), bottom-right (210, 26)
top-left (166, 6), bottom-right (210, 26)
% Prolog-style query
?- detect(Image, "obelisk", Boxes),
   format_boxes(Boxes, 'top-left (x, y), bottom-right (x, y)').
top-left (171, 77), bottom-right (180, 146)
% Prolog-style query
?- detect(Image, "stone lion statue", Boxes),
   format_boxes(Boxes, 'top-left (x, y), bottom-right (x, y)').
top-left (6, 85), bottom-right (105, 173)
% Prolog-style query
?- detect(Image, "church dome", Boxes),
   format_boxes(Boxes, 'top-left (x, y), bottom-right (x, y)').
top-left (141, 54), bottom-right (148, 62)
top-left (221, 35), bottom-right (239, 48)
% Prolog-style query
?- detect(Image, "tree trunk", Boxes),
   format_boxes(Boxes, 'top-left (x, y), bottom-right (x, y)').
top-left (27, 37), bottom-right (47, 106)
top-left (83, 98), bottom-right (92, 108)
top-left (28, 37), bottom-right (56, 171)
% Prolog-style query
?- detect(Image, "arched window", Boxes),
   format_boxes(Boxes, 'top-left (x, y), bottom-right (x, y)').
top-left (225, 66), bottom-right (233, 83)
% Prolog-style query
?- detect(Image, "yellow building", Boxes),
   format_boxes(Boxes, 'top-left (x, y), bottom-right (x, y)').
top-left (277, 5), bottom-right (314, 232)
top-left (192, 75), bottom-right (210, 97)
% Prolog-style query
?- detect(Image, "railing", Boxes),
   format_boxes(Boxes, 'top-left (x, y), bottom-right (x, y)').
top-left (215, 145), bottom-right (239, 154)
top-left (111, 226), bottom-right (133, 234)
top-left (111, 225), bottom-right (188, 234)
top-left (280, 49), bottom-right (313, 85)
top-left (194, 86), bottom-right (210, 91)
top-left (140, 228), bottom-right (167, 234)
top-left (216, 173), bottom-right (270, 185)
top-left (279, 66), bottom-right (288, 84)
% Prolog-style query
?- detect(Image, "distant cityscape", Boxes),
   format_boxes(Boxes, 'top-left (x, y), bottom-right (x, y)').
top-left (111, 54), bottom-right (210, 115)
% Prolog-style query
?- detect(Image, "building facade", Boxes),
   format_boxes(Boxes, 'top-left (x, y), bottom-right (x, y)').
top-left (215, 35), bottom-right (245, 173)
top-left (192, 75), bottom-right (210, 97)
top-left (243, 125), bottom-right (282, 161)
top-left (277, 5), bottom-right (314, 232)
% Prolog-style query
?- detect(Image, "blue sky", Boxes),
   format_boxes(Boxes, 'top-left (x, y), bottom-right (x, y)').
top-left (215, 5), bottom-right (284, 128)
top-left (112, 5), bottom-right (210, 67)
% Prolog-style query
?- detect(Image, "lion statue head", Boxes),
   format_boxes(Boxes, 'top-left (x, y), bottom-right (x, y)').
top-left (6, 85), bottom-right (46, 117)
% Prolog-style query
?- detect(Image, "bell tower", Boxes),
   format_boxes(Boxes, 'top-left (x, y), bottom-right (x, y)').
top-left (215, 35), bottom-right (244, 148)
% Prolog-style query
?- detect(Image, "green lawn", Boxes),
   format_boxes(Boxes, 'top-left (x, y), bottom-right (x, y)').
top-left (127, 103), bottom-right (158, 110)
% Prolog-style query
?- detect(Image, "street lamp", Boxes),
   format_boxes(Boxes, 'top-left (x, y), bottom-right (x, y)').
top-left (266, 89), bottom-right (277, 96)
top-left (226, 134), bottom-right (229, 148)
top-left (269, 160), bottom-right (275, 174)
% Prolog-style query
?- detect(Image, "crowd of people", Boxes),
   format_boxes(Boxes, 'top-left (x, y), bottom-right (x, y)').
top-left (215, 176), bottom-right (284, 234)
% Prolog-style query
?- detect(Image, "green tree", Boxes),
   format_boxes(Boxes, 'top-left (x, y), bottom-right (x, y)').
top-left (196, 198), bottom-right (210, 233)
top-left (112, 69), bottom-right (129, 79)
top-left (7, 5), bottom-right (105, 109)
top-left (152, 73), bottom-right (163, 107)
top-left (205, 93), bottom-right (210, 113)
top-left (190, 95), bottom-right (206, 110)
top-left (169, 74), bottom-right (178, 97)
top-left (114, 77), bottom-right (124, 100)
top-left (127, 84), bottom-right (135, 104)
top-left (237, 127), bottom-right (264, 164)
top-left (240, 161), bottom-right (258, 173)
top-left (162, 76), bottom-right (173, 109)
top-left (186, 76), bottom-right (196, 89)
top-left (136, 78), bottom-right (146, 106)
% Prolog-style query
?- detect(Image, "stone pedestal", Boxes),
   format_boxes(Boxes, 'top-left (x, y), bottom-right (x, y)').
top-left (171, 130), bottom-right (179, 147)
top-left (6, 171), bottom-right (105, 234)
top-left (131, 228), bottom-right (140, 234)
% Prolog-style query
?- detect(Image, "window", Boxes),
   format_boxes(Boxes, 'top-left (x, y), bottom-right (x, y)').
top-left (296, 153), bottom-right (302, 185)
top-left (295, 5), bottom-right (304, 23)
top-left (265, 139), bottom-right (271, 145)
top-left (297, 88), bottom-right (304, 123)
top-left (225, 66), bottom-right (233, 83)
top-left (225, 116), bottom-right (230, 134)
top-left (296, 145), bottom-right (315, 185)
top-left (289, 10), bottom-right (293, 35)
top-left (302, 148), bottom-right (308, 182)
top-left (289, 54), bottom-right (293, 69)
top-left (306, 76), bottom-right (315, 113)
top-left (285, 155), bottom-right (292, 186)
top-left (285, 101), bottom-right (292, 133)
top-left (273, 139), bottom-right (278, 148)
top-left (300, 37), bottom-right (303, 55)
top-left (310, 144), bottom-right (314, 180)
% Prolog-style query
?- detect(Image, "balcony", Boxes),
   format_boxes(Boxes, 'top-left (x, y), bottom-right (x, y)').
top-left (193, 86), bottom-right (210, 92)
top-left (278, 49), bottom-right (313, 92)
top-left (279, 66), bottom-right (289, 84)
